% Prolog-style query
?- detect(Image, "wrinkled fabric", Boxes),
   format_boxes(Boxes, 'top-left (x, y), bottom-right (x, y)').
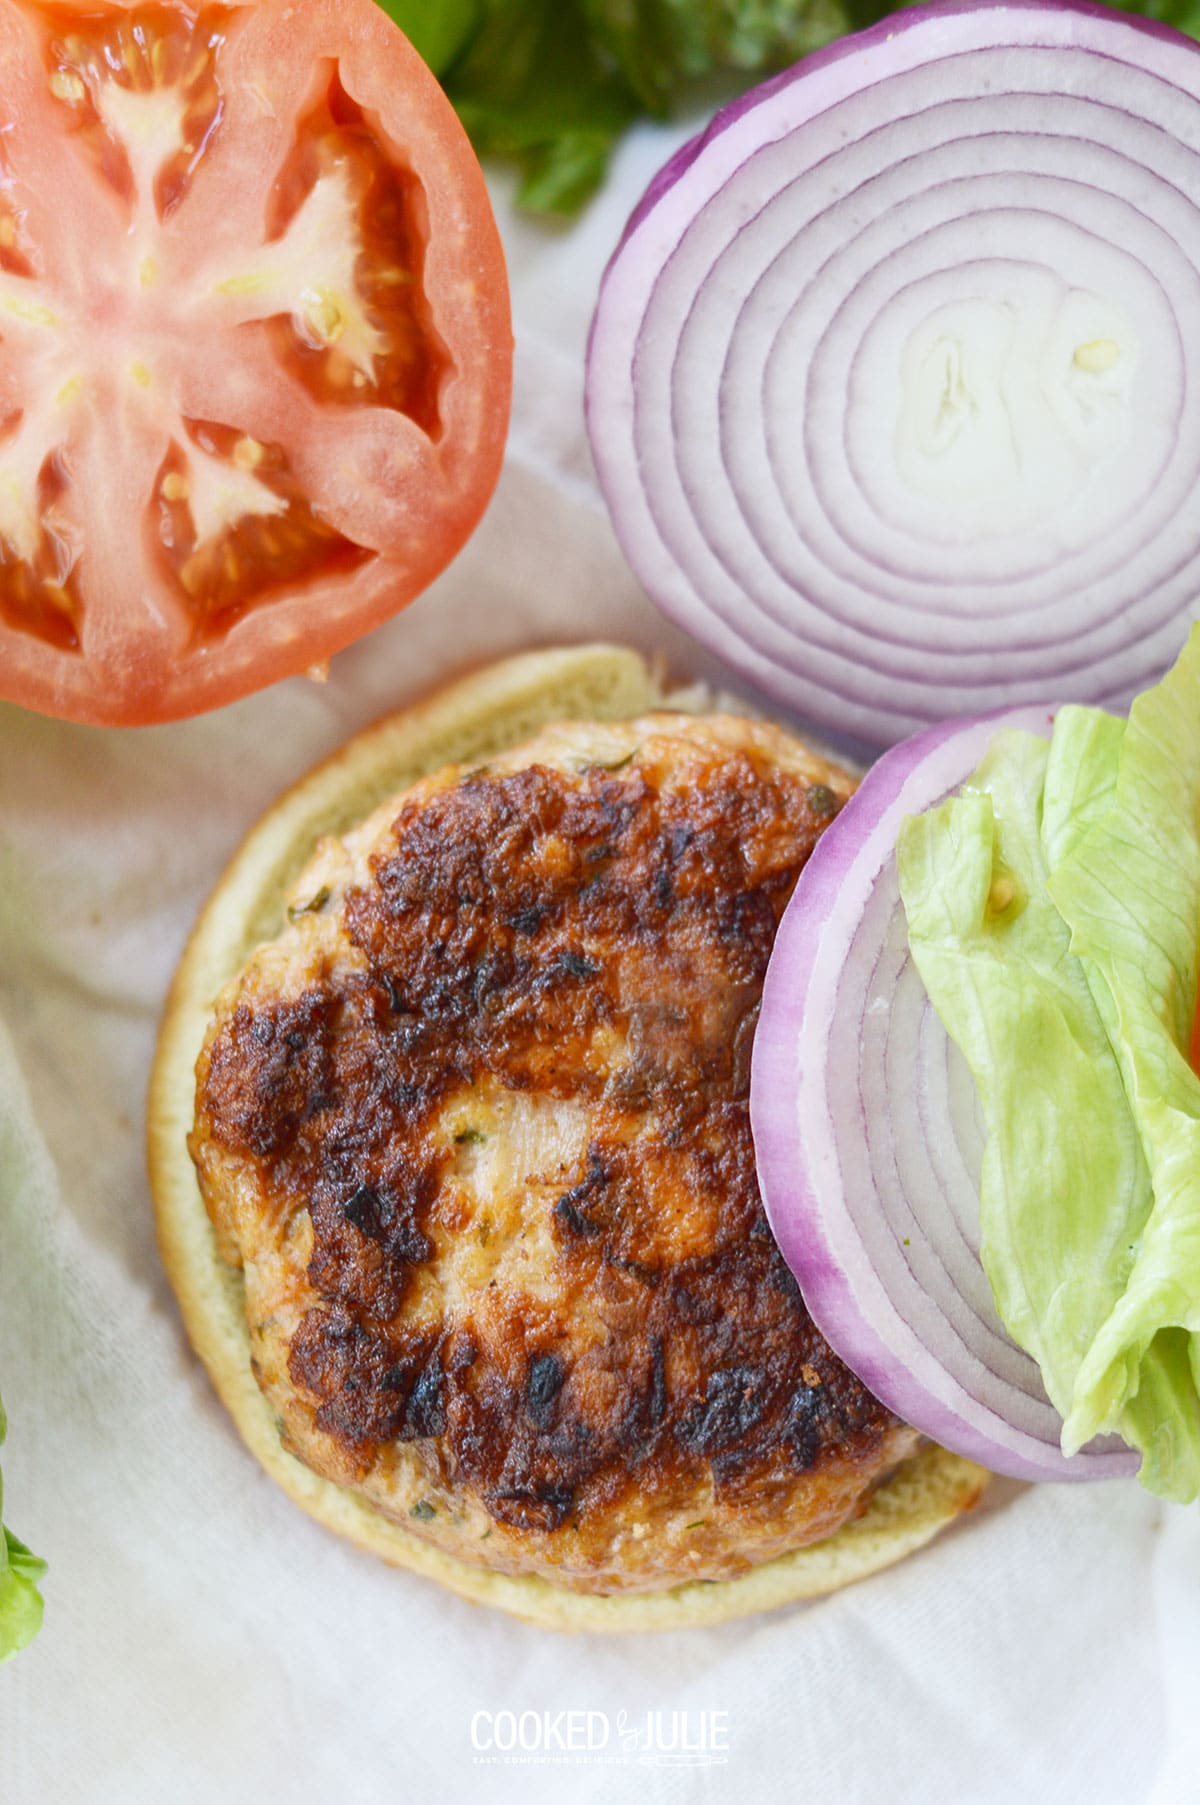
top-left (0, 127), bottom-right (1195, 1805)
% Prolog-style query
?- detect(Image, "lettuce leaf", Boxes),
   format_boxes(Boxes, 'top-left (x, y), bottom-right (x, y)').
top-left (1047, 633), bottom-right (1200, 1457)
top-left (0, 1392), bottom-right (44, 1663)
top-left (1039, 706), bottom-right (1126, 869)
top-left (898, 629), bottom-right (1200, 1501)
top-left (897, 731), bottom-right (1156, 1418)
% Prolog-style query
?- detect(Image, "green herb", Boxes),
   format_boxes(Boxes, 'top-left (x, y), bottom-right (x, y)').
top-left (410, 1499), bottom-right (438, 1521)
top-left (382, 0), bottom-right (481, 72)
top-left (1096, 0), bottom-right (1200, 39)
top-left (587, 751), bottom-right (637, 773)
top-left (378, 0), bottom-right (1200, 216)
top-left (454, 1128), bottom-right (487, 1145)
top-left (585, 0), bottom-right (856, 114)
top-left (685, 1519), bottom-right (707, 1530)
top-left (806, 782), bottom-right (840, 820)
top-left (0, 1393), bottom-right (44, 1665)
top-left (287, 885), bottom-right (331, 922)
top-left (374, 0), bottom-right (861, 215)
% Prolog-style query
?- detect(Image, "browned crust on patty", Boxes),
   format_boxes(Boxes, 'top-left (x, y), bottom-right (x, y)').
top-left (190, 714), bottom-right (921, 1592)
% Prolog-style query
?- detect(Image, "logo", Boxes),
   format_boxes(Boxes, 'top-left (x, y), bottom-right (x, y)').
top-left (469, 1708), bottom-right (731, 1768)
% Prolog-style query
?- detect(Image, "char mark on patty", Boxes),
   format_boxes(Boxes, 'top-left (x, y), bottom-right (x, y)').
top-left (195, 734), bottom-right (891, 1532)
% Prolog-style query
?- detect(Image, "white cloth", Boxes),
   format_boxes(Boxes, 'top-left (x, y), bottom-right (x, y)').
top-left (0, 122), bottom-right (1195, 1805)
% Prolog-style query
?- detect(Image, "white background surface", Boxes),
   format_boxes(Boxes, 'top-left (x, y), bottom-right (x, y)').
top-left (0, 114), bottom-right (1197, 1805)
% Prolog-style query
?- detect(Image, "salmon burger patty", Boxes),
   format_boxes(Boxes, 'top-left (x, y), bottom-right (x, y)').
top-left (189, 711), bottom-right (922, 1593)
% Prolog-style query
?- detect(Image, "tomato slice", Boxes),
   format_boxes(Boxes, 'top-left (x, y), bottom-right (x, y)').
top-left (0, 0), bottom-right (511, 724)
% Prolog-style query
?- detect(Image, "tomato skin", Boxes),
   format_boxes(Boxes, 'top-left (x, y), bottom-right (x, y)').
top-left (0, 0), bottom-right (512, 725)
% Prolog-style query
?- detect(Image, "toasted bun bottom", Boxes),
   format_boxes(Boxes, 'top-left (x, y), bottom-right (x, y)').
top-left (147, 643), bottom-right (987, 1631)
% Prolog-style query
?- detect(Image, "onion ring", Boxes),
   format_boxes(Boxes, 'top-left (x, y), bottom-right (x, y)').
top-left (588, 1), bottom-right (1200, 746)
top-left (750, 705), bottom-right (1140, 1479)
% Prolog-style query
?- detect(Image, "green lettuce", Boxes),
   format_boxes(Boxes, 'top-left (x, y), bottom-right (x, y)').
top-left (0, 1392), bottom-right (44, 1663)
top-left (898, 629), bottom-right (1200, 1501)
top-left (1047, 640), bottom-right (1200, 1458)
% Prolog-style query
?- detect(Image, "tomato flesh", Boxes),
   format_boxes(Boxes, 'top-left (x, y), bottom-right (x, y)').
top-left (46, 4), bottom-right (228, 219)
top-left (153, 421), bottom-right (373, 641)
top-left (0, 444), bottom-right (82, 650)
top-left (0, 0), bottom-right (511, 724)
top-left (262, 70), bottom-right (450, 430)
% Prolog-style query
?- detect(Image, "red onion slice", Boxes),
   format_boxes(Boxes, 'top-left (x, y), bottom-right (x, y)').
top-left (750, 707), bottom-right (1140, 1479)
top-left (588, 1), bottom-right (1200, 747)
